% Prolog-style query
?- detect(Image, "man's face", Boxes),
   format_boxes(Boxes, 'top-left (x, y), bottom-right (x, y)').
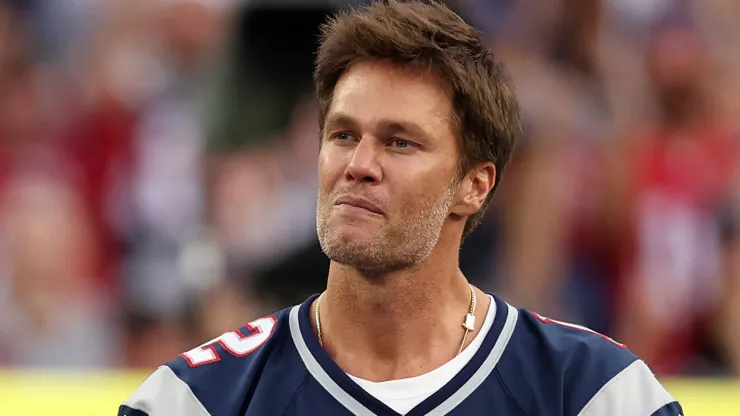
top-left (647, 27), bottom-right (704, 99)
top-left (316, 60), bottom-right (461, 273)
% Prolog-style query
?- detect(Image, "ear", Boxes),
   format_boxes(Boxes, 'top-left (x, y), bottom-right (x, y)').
top-left (450, 162), bottom-right (496, 217)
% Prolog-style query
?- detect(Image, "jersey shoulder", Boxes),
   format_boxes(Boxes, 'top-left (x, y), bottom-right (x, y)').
top-left (119, 305), bottom-right (305, 416)
top-left (496, 307), bottom-right (681, 416)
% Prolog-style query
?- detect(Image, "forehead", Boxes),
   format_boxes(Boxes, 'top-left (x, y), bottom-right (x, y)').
top-left (328, 60), bottom-right (456, 136)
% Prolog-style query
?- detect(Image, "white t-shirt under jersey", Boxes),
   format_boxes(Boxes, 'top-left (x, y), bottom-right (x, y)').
top-left (347, 295), bottom-right (496, 414)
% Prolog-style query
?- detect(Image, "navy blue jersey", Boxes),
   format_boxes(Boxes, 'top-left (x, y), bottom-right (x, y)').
top-left (119, 294), bottom-right (683, 415)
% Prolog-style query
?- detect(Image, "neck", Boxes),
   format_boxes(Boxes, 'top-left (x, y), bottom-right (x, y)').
top-left (315, 231), bottom-right (490, 381)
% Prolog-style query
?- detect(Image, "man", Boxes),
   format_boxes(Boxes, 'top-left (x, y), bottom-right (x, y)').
top-left (119, 1), bottom-right (683, 415)
top-left (607, 18), bottom-right (740, 376)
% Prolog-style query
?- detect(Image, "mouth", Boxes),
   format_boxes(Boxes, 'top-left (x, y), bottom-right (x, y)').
top-left (334, 196), bottom-right (385, 216)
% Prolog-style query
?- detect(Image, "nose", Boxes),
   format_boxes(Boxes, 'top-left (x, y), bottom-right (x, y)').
top-left (345, 136), bottom-right (382, 183)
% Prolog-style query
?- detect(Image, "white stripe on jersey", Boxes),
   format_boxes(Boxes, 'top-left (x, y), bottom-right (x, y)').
top-left (578, 360), bottom-right (677, 416)
top-left (123, 365), bottom-right (211, 416)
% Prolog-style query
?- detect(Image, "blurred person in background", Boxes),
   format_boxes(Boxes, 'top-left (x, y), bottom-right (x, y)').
top-left (205, 3), bottom-right (343, 312)
top-left (0, 170), bottom-right (117, 368)
top-left (604, 14), bottom-right (740, 376)
top-left (115, 0), bottom-right (220, 334)
top-left (201, 3), bottom-right (354, 329)
top-left (468, 0), bottom-right (615, 332)
top-left (71, 0), bottom-right (233, 368)
top-left (0, 0), bottom-right (237, 369)
top-left (210, 95), bottom-right (328, 311)
top-left (0, 5), bottom-right (117, 367)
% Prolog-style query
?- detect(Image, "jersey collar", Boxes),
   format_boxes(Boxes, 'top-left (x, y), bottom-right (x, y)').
top-left (289, 292), bottom-right (518, 416)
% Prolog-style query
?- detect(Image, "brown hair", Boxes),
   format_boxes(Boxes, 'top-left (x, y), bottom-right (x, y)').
top-left (315, 0), bottom-right (520, 236)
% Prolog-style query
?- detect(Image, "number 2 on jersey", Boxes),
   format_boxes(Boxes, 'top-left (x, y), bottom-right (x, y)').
top-left (182, 316), bottom-right (278, 367)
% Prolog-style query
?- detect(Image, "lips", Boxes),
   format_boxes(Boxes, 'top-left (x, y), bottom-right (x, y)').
top-left (334, 196), bottom-right (385, 215)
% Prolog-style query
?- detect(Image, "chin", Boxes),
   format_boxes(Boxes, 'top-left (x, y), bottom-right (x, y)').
top-left (327, 226), bottom-right (377, 253)
top-left (320, 228), bottom-right (378, 265)
top-left (319, 232), bottom-right (423, 274)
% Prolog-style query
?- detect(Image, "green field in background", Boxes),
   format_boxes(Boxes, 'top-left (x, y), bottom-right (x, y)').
top-left (0, 371), bottom-right (737, 415)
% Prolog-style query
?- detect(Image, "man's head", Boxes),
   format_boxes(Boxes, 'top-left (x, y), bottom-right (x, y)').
top-left (315, 0), bottom-right (520, 273)
top-left (645, 20), bottom-right (708, 122)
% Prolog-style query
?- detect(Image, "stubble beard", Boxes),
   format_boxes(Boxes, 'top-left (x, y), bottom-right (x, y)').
top-left (316, 184), bottom-right (457, 275)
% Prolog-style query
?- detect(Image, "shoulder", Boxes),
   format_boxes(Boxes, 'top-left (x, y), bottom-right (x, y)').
top-left (119, 305), bottom-right (304, 416)
top-left (497, 307), bottom-right (682, 416)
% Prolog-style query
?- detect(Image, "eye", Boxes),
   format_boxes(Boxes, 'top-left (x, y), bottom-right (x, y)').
top-left (331, 132), bottom-right (356, 143)
top-left (390, 139), bottom-right (412, 149)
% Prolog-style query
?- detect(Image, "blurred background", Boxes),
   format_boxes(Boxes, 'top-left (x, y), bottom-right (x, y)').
top-left (0, 0), bottom-right (739, 412)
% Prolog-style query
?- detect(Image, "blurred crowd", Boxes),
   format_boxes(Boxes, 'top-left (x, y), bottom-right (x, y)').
top-left (0, 0), bottom-right (739, 379)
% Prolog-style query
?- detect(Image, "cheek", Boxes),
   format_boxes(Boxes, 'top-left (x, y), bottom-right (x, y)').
top-left (318, 148), bottom-right (344, 191)
top-left (399, 171), bottom-right (454, 212)
top-left (394, 175), bottom-right (433, 211)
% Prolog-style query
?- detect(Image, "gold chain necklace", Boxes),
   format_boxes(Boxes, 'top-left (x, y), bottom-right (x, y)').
top-left (315, 285), bottom-right (477, 356)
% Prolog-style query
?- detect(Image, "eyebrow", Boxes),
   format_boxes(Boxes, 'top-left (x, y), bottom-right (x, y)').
top-left (324, 112), bottom-right (434, 143)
